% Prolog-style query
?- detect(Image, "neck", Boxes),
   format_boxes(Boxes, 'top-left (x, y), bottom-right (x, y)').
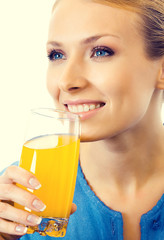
top-left (80, 117), bottom-right (164, 194)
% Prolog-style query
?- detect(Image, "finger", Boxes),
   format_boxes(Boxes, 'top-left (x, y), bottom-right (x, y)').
top-left (1, 200), bottom-right (13, 206)
top-left (0, 166), bottom-right (41, 190)
top-left (0, 184), bottom-right (46, 212)
top-left (0, 218), bottom-right (27, 236)
top-left (0, 233), bottom-right (22, 240)
top-left (70, 203), bottom-right (77, 215)
top-left (0, 201), bottom-right (42, 227)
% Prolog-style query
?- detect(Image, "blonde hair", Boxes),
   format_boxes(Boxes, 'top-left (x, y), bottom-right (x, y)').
top-left (92, 0), bottom-right (164, 60)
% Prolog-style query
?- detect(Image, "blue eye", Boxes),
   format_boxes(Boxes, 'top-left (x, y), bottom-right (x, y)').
top-left (48, 50), bottom-right (66, 61)
top-left (95, 50), bottom-right (108, 57)
top-left (91, 46), bottom-right (114, 58)
top-left (54, 53), bottom-right (63, 59)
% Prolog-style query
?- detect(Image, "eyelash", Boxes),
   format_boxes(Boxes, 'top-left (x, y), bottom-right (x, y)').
top-left (47, 46), bottom-right (115, 62)
top-left (91, 46), bottom-right (115, 58)
top-left (47, 49), bottom-right (65, 61)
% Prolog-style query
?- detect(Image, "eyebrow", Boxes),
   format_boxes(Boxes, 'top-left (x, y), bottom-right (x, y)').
top-left (47, 34), bottom-right (120, 47)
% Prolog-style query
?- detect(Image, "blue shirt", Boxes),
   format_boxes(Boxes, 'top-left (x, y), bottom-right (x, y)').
top-left (1, 163), bottom-right (164, 239)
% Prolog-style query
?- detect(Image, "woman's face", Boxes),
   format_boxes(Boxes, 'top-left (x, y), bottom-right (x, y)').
top-left (47, 0), bottom-right (161, 141)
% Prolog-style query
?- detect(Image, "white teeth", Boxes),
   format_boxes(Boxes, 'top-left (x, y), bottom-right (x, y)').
top-left (68, 105), bottom-right (79, 113)
top-left (72, 105), bottom-right (77, 113)
top-left (67, 103), bottom-right (104, 113)
top-left (96, 104), bottom-right (100, 109)
top-left (78, 105), bottom-right (83, 112)
top-left (90, 104), bottom-right (96, 110)
top-left (84, 105), bottom-right (90, 112)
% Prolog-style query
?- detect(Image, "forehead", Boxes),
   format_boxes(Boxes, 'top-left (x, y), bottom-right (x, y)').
top-left (48, 0), bottom-right (141, 43)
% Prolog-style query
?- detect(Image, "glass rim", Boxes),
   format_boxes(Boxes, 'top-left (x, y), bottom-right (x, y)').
top-left (30, 107), bottom-right (80, 121)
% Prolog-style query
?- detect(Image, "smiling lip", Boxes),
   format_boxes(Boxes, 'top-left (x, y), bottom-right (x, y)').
top-left (63, 100), bottom-right (106, 120)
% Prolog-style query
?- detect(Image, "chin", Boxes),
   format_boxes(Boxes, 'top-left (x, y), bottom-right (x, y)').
top-left (80, 129), bottom-right (109, 142)
top-left (80, 136), bottom-right (98, 142)
top-left (80, 124), bottom-right (131, 142)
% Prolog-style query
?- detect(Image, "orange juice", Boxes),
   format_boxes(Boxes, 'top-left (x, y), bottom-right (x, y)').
top-left (15, 134), bottom-right (80, 236)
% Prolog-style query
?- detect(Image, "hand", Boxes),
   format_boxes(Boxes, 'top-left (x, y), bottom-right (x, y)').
top-left (71, 203), bottom-right (77, 214)
top-left (0, 165), bottom-right (45, 239)
top-left (0, 165), bottom-right (77, 240)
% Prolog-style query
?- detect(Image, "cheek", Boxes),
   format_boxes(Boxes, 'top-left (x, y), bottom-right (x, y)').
top-left (87, 63), bottom-right (130, 98)
top-left (88, 59), bottom-right (155, 101)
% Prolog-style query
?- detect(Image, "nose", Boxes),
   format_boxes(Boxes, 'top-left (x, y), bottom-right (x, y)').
top-left (58, 58), bottom-right (88, 93)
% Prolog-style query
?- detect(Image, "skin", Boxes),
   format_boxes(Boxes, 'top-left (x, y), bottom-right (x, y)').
top-left (47, 0), bottom-right (163, 142)
top-left (0, 0), bottom-right (163, 239)
top-left (47, 0), bottom-right (164, 239)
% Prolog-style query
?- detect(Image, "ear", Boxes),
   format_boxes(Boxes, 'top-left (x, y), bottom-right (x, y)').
top-left (156, 57), bottom-right (164, 90)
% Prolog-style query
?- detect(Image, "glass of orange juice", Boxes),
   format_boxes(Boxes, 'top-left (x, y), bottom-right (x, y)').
top-left (15, 108), bottom-right (80, 237)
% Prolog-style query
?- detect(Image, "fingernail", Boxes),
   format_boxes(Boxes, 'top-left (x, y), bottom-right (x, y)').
top-left (29, 178), bottom-right (41, 189)
top-left (27, 214), bottom-right (42, 225)
top-left (16, 225), bottom-right (27, 234)
top-left (32, 199), bottom-right (46, 211)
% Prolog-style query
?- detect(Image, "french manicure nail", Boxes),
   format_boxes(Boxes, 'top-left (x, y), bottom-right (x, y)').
top-left (32, 199), bottom-right (46, 211)
top-left (29, 178), bottom-right (41, 189)
top-left (27, 214), bottom-right (42, 225)
top-left (16, 225), bottom-right (27, 234)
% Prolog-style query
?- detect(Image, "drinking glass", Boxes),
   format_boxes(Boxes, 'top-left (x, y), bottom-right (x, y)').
top-left (15, 108), bottom-right (80, 237)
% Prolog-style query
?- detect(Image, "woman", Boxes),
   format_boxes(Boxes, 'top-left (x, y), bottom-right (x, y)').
top-left (0, 0), bottom-right (164, 239)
